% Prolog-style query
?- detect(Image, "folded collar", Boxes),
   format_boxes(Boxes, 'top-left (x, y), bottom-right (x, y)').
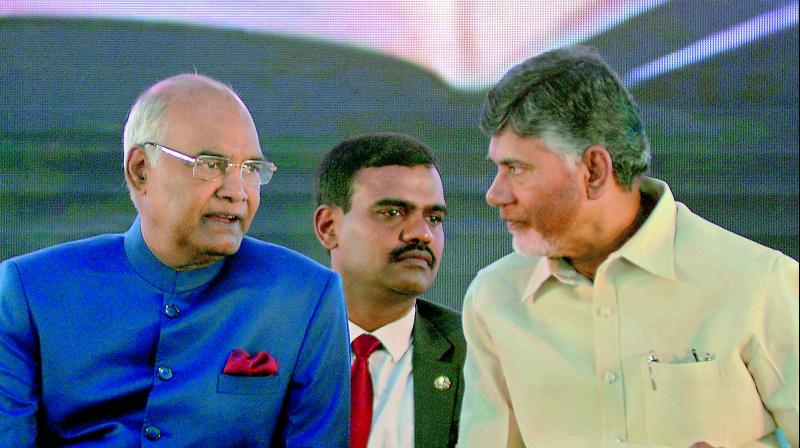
top-left (522, 177), bottom-right (677, 302)
top-left (612, 177), bottom-right (677, 281)
top-left (523, 257), bottom-right (590, 302)
top-left (349, 305), bottom-right (415, 362)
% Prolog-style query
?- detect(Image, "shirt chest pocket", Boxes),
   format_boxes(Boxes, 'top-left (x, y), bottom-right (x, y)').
top-left (216, 374), bottom-right (280, 395)
top-left (641, 359), bottom-right (728, 447)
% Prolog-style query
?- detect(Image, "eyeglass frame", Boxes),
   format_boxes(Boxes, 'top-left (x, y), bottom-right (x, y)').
top-left (141, 142), bottom-right (277, 186)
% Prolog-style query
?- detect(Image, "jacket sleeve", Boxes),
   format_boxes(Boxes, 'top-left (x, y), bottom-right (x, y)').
top-left (282, 271), bottom-right (350, 447)
top-left (457, 281), bottom-right (524, 448)
top-left (0, 260), bottom-right (39, 448)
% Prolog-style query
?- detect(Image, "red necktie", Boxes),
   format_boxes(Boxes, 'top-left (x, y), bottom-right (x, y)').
top-left (350, 334), bottom-right (382, 448)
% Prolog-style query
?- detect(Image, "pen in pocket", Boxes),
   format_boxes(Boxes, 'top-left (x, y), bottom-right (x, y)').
top-left (647, 351), bottom-right (659, 390)
top-left (691, 348), bottom-right (715, 362)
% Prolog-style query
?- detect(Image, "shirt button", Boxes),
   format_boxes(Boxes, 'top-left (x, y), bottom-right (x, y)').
top-left (144, 425), bottom-right (162, 441)
top-left (157, 366), bottom-right (173, 381)
top-left (163, 304), bottom-right (180, 318)
top-left (599, 306), bottom-right (612, 317)
top-left (604, 371), bottom-right (617, 383)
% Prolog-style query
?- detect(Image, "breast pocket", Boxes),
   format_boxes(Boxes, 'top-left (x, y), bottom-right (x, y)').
top-left (641, 359), bottom-right (728, 447)
top-left (216, 374), bottom-right (278, 395)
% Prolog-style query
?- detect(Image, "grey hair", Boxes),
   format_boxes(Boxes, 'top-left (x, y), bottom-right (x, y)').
top-left (481, 46), bottom-right (650, 188)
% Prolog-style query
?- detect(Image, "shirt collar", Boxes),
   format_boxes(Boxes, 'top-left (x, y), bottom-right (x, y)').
top-left (611, 177), bottom-right (677, 281)
top-left (522, 177), bottom-right (677, 301)
top-left (123, 216), bottom-right (225, 294)
top-left (348, 305), bottom-right (416, 362)
top-left (524, 257), bottom-right (590, 302)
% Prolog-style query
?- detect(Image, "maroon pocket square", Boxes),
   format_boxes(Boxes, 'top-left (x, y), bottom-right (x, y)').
top-left (223, 349), bottom-right (279, 376)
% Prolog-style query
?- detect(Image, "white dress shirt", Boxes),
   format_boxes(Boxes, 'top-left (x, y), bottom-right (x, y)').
top-left (458, 178), bottom-right (799, 448)
top-left (349, 306), bottom-right (416, 448)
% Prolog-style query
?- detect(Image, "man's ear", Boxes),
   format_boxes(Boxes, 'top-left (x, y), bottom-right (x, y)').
top-left (313, 205), bottom-right (341, 250)
top-left (125, 145), bottom-right (150, 194)
top-left (581, 144), bottom-right (614, 200)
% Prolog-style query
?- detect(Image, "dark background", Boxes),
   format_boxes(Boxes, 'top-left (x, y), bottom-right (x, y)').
top-left (1, 2), bottom-right (798, 311)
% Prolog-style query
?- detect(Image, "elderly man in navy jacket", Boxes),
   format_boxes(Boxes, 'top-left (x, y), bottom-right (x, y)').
top-left (0, 74), bottom-right (350, 447)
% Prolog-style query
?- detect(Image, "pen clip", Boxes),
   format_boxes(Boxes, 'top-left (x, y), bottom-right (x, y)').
top-left (647, 351), bottom-right (659, 391)
top-left (692, 348), bottom-right (715, 362)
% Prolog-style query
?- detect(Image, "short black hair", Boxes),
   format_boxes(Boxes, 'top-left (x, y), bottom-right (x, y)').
top-left (316, 132), bottom-right (438, 212)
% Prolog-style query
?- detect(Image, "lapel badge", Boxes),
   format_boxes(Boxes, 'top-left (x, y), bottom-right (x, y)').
top-left (433, 375), bottom-right (451, 391)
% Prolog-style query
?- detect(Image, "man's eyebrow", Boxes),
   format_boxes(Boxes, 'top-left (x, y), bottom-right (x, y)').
top-left (373, 198), bottom-right (414, 209)
top-left (373, 198), bottom-right (448, 216)
top-left (196, 149), bottom-right (227, 158)
top-left (494, 157), bottom-right (523, 166)
top-left (196, 149), bottom-right (266, 161)
top-left (427, 204), bottom-right (449, 216)
top-left (487, 156), bottom-right (533, 170)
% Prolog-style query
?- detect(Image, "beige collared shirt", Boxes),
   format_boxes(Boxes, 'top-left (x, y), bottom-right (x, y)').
top-left (458, 178), bottom-right (799, 448)
top-left (349, 306), bottom-right (416, 448)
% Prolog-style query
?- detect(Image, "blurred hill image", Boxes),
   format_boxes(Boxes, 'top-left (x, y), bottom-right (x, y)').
top-left (1, 10), bottom-right (797, 309)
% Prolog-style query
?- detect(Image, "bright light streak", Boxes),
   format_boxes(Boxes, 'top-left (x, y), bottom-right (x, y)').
top-left (622, 2), bottom-right (799, 86)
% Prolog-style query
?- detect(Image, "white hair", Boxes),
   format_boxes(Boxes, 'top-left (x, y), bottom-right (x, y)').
top-left (122, 74), bottom-right (240, 168)
top-left (121, 74), bottom-right (243, 206)
top-left (122, 93), bottom-right (167, 167)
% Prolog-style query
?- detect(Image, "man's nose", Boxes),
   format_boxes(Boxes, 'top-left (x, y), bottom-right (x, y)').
top-left (485, 173), bottom-right (511, 208)
top-left (216, 166), bottom-right (250, 202)
top-left (400, 213), bottom-right (433, 244)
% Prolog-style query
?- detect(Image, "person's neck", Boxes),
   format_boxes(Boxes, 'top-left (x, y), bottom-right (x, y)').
top-left (567, 184), bottom-right (651, 281)
top-left (345, 288), bottom-right (416, 332)
top-left (140, 222), bottom-right (220, 271)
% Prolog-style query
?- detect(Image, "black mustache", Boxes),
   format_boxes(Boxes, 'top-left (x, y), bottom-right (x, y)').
top-left (389, 243), bottom-right (436, 269)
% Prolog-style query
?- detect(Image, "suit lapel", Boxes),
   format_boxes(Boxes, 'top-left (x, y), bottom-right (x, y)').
top-left (412, 309), bottom-right (459, 448)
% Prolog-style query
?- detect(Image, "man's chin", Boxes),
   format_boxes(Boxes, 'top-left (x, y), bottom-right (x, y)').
top-left (200, 237), bottom-right (243, 258)
top-left (390, 275), bottom-right (434, 297)
top-left (209, 243), bottom-right (241, 257)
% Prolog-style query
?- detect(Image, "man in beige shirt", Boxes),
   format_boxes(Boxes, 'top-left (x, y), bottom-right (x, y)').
top-left (457, 46), bottom-right (798, 448)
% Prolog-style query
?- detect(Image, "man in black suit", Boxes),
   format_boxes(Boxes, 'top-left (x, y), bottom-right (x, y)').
top-left (314, 133), bottom-right (465, 448)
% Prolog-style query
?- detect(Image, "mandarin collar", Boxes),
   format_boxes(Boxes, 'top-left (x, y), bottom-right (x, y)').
top-left (123, 216), bottom-right (225, 294)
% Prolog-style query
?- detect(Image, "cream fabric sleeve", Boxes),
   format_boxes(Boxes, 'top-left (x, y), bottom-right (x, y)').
top-left (457, 283), bottom-right (524, 448)
top-left (749, 254), bottom-right (799, 447)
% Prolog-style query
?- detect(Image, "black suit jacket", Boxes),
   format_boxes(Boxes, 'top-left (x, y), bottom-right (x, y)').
top-left (412, 299), bottom-right (466, 448)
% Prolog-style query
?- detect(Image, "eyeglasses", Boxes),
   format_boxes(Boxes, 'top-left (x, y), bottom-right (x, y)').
top-left (143, 142), bottom-right (277, 186)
